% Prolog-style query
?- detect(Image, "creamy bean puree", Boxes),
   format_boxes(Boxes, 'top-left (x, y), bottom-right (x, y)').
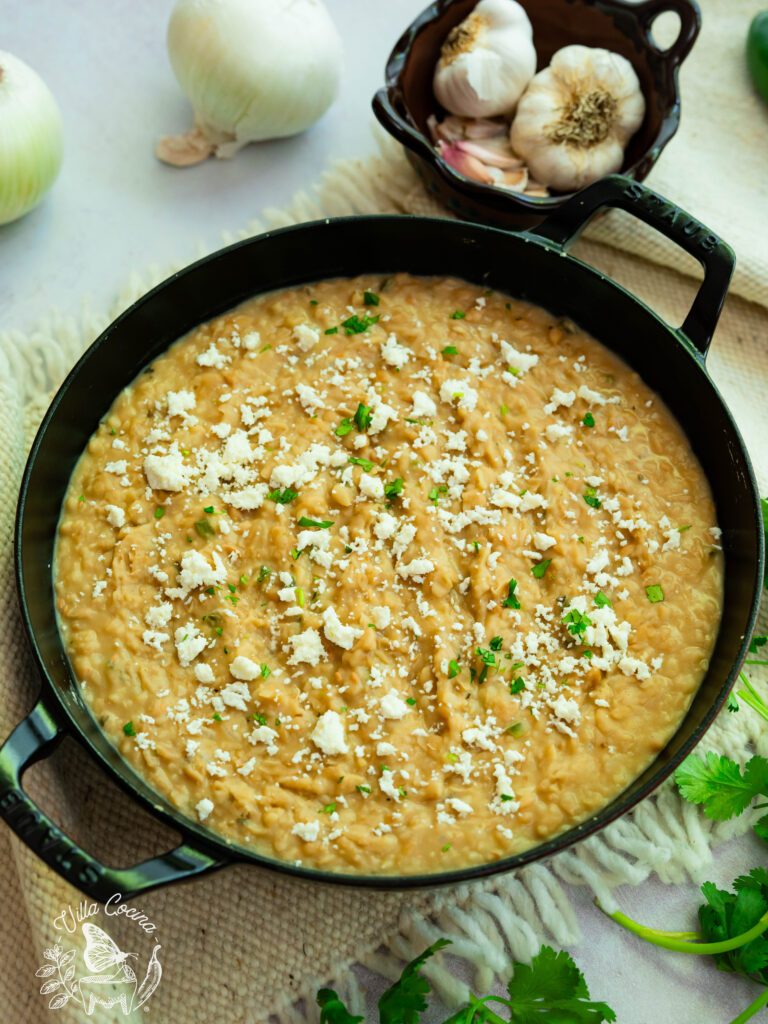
top-left (55, 275), bottom-right (723, 874)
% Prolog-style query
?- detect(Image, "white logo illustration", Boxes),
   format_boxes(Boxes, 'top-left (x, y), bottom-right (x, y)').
top-left (36, 916), bottom-right (161, 1015)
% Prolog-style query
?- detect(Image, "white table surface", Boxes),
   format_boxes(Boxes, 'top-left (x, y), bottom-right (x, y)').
top-left (1, 2), bottom-right (764, 1022)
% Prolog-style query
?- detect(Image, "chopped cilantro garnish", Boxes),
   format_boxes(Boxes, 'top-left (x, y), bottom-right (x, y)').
top-left (296, 588), bottom-right (305, 608)
top-left (356, 784), bottom-right (371, 794)
top-left (428, 484), bottom-right (448, 506)
top-left (324, 326), bottom-right (338, 335)
top-left (442, 843), bottom-right (451, 852)
top-left (502, 578), bottom-right (521, 609)
top-left (194, 518), bottom-right (215, 539)
top-left (122, 721), bottom-right (135, 737)
top-left (259, 344), bottom-right (271, 353)
top-left (449, 310), bottom-right (465, 319)
top-left (406, 697), bottom-right (417, 706)
top-left (298, 516), bottom-right (334, 529)
top-left (258, 565), bottom-right (271, 582)
top-left (398, 787), bottom-right (407, 799)
top-left (353, 402), bottom-right (372, 432)
top-left (348, 455), bottom-right (374, 471)
top-left (290, 548), bottom-right (305, 560)
top-left (594, 591), bottom-right (612, 608)
top-left (583, 412), bottom-right (595, 427)
top-left (441, 345), bottom-right (458, 355)
top-left (384, 477), bottom-right (404, 500)
top-left (500, 794), bottom-right (515, 802)
top-left (309, 299), bottom-right (318, 305)
top-left (267, 487), bottom-right (298, 504)
top-left (320, 803), bottom-right (336, 814)
top-left (445, 753), bottom-right (459, 763)
top-left (646, 584), bottom-right (665, 603)
top-left (342, 313), bottom-right (379, 335)
top-left (582, 650), bottom-right (593, 659)
top-left (78, 494), bottom-right (85, 502)
top-left (227, 583), bottom-right (236, 593)
top-left (212, 712), bottom-right (222, 722)
top-left (448, 659), bottom-right (460, 679)
top-left (344, 545), bottom-right (352, 554)
top-left (506, 721), bottom-right (527, 737)
top-left (335, 418), bottom-right (353, 436)
top-left (531, 558), bottom-right (551, 579)
top-left (363, 290), bottom-right (380, 306)
top-left (476, 647), bottom-right (496, 666)
top-left (239, 574), bottom-right (248, 585)
top-left (679, 524), bottom-right (692, 532)
top-left (154, 506), bottom-right (164, 518)
top-left (563, 608), bottom-right (592, 637)
top-left (500, 404), bottom-right (508, 416)
top-left (507, 366), bottom-right (520, 376)
top-left (509, 677), bottom-right (525, 695)
top-left (203, 505), bottom-right (215, 514)
top-left (583, 486), bottom-right (602, 509)
top-left (472, 540), bottom-right (480, 552)
top-left (490, 636), bottom-right (503, 651)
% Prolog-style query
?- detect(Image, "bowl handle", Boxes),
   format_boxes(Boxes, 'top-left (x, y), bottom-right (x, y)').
top-left (0, 697), bottom-right (228, 902)
top-left (528, 174), bottom-right (734, 359)
top-left (633, 0), bottom-right (701, 66)
top-left (372, 88), bottom-right (436, 162)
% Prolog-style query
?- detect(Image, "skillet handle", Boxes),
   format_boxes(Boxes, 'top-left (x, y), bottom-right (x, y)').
top-left (0, 697), bottom-right (228, 902)
top-left (634, 0), bottom-right (701, 65)
top-left (529, 175), bottom-right (735, 359)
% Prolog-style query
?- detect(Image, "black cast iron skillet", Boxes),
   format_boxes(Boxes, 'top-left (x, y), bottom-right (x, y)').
top-left (0, 176), bottom-right (763, 902)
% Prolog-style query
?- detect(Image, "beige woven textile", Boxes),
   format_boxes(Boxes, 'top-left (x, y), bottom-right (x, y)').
top-left (1, 2), bottom-right (767, 1021)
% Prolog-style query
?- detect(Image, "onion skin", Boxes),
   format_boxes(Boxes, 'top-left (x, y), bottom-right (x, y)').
top-left (163, 0), bottom-right (342, 163)
top-left (0, 52), bottom-right (63, 226)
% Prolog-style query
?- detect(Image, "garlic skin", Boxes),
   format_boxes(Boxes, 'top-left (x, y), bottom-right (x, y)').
top-left (158, 0), bottom-right (342, 166)
top-left (0, 52), bottom-right (63, 226)
top-left (510, 45), bottom-right (645, 192)
top-left (433, 0), bottom-right (536, 119)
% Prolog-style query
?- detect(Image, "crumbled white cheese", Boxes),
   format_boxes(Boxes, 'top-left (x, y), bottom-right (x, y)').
top-left (105, 505), bottom-right (125, 529)
top-left (174, 623), bottom-right (207, 666)
top-left (197, 342), bottom-right (229, 369)
top-left (167, 389), bottom-right (196, 418)
top-left (411, 390), bottom-right (437, 418)
top-left (291, 821), bottom-right (320, 842)
top-left (293, 324), bottom-right (320, 351)
top-left (229, 656), bottom-right (260, 681)
top-left (288, 628), bottom-right (324, 666)
top-left (194, 663), bottom-right (215, 684)
top-left (144, 451), bottom-right (191, 492)
top-left (396, 557), bottom-right (435, 579)
top-left (196, 798), bottom-right (214, 821)
top-left (379, 689), bottom-right (410, 720)
top-left (145, 602), bottom-right (172, 629)
top-left (359, 473), bottom-right (384, 500)
top-left (440, 378), bottom-right (478, 411)
top-left (371, 605), bottom-right (391, 629)
top-left (311, 711), bottom-right (348, 755)
top-left (322, 606), bottom-right (363, 650)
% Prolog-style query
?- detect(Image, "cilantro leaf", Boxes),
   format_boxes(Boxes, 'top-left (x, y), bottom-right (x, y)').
top-left (384, 478), bottom-right (404, 500)
top-left (504, 945), bottom-right (616, 1022)
top-left (750, 635), bottom-right (768, 654)
top-left (377, 938), bottom-right (450, 1024)
top-left (675, 752), bottom-right (768, 821)
top-left (354, 403), bottom-right (372, 432)
top-left (502, 578), bottom-right (521, 610)
top-left (316, 988), bottom-right (363, 1024)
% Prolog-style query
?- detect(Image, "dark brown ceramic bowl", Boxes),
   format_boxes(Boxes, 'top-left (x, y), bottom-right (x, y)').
top-left (373, 0), bottom-right (701, 229)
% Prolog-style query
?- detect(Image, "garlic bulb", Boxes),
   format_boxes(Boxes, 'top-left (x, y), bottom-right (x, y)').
top-left (510, 45), bottom-right (645, 192)
top-left (157, 0), bottom-right (342, 167)
top-left (0, 52), bottom-right (63, 226)
top-left (433, 0), bottom-right (536, 119)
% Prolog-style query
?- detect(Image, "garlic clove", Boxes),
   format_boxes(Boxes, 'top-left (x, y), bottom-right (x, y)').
top-left (433, 0), bottom-right (536, 119)
top-left (156, 127), bottom-right (215, 167)
top-left (456, 137), bottom-right (523, 169)
top-left (437, 140), bottom-right (495, 184)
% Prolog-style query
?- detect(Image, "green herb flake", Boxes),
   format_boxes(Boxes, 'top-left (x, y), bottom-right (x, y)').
top-left (583, 412), bottom-right (596, 427)
top-left (442, 843), bottom-right (451, 852)
top-left (428, 483), bottom-right (448, 506)
top-left (259, 344), bottom-right (271, 353)
top-left (267, 487), bottom-right (298, 505)
top-left (500, 793), bottom-right (516, 802)
top-left (348, 455), bottom-right (374, 472)
top-left (502, 578), bottom-right (521, 610)
top-left (342, 313), bottom-right (379, 335)
top-left (298, 516), bottom-right (334, 529)
top-left (509, 677), bottom-right (525, 695)
top-left (449, 310), bottom-right (466, 319)
top-left (356, 784), bottom-right (371, 794)
top-left (320, 803), bottom-right (336, 814)
top-left (384, 477), bottom-right (404, 500)
top-left (490, 635), bottom-right (503, 651)
top-left (353, 402), bottom-right (372, 432)
top-left (406, 697), bottom-right (417, 706)
top-left (363, 290), bottom-right (380, 306)
top-left (531, 558), bottom-right (552, 579)
top-left (476, 646), bottom-right (496, 666)
top-left (122, 721), bottom-right (136, 737)
top-left (324, 326), bottom-right (339, 335)
top-left (203, 505), bottom-right (215, 514)
top-left (258, 565), bottom-right (272, 582)
top-left (194, 518), bottom-right (215, 539)
top-left (500, 404), bottom-right (509, 416)
top-left (646, 584), bottom-right (665, 603)
top-left (594, 592), bottom-right (612, 608)
top-left (344, 545), bottom-right (352, 554)
top-left (154, 506), bottom-right (164, 519)
top-left (335, 418), bottom-right (353, 436)
top-left (441, 345), bottom-right (458, 355)
top-left (448, 659), bottom-right (460, 679)
top-left (563, 608), bottom-right (592, 637)
top-left (212, 712), bottom-right (222, 722)
top-left (583, 486), bottom-right (602, 509)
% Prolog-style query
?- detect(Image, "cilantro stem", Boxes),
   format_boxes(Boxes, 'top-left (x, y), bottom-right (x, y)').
top-left (598, 902), bottom-right (768, 954)
top-left (736, 672), bottom-right (768, 724)
top-left (729, 985), bottom-right (768, 1024)
top-left (464, 995), bottom-right (507, 1024)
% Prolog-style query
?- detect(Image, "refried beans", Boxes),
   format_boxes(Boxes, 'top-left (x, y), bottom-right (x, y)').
top-left (54, 274), bottom-right (723, 874)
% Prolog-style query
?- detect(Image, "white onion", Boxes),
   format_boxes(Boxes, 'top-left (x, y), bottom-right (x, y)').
top-left (0, 51), bottom-right (63, 226)
top-left (157, 0), bottom-right (343, 167)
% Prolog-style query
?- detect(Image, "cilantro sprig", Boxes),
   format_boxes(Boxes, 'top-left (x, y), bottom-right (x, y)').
top-left (317, 939), bottom-right (615, 1024)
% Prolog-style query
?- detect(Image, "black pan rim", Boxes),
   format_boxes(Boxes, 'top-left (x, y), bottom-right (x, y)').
top-left (13, 212), bottom-right (765, 892)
